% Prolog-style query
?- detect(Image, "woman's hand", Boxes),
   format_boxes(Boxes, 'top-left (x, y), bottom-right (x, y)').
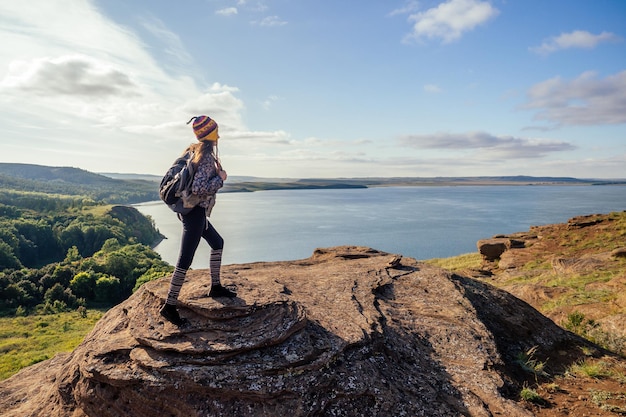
top-left (219, 169), bottom-right (227, 181)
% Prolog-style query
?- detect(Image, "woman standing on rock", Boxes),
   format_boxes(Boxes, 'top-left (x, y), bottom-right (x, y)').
top-left (160, 115), bottom-right (236, 326)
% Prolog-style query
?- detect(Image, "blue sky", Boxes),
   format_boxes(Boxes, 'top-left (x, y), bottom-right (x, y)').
top-left (1, 0), bottom-right (625, 178)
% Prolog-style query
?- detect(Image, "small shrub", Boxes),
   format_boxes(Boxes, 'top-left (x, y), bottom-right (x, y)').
top-left (563, 311), bottom-right (625, 356)
top-left (568, 360), bottom-right (609, 379)
top-left (563, 311), bottom-right (586, 331)
top-left (579, 345), bottom-right (597, 356)
top-left (520, 386), bottom-right (544, 404)
top-left (516, 346), bottom-right (549, 379)
top-left (52, 300), bottom-right (68, 313)
top-left (587, 327), bottom-right (626, 356)
top-left (590, 389), bottom-right (612, 405)
top-left (589, 390), bottom-right (626, 413)
top-left (544, 382), bottom-right (561, 393)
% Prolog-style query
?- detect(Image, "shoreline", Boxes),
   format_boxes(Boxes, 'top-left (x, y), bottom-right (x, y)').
top-left (222, 178), bottom-right (626, 193)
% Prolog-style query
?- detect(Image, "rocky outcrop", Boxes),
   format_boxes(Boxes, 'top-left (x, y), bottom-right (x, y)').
top-left (472, 211), bottom-right (626, 347)
top-left (0, 246), bottom-right (598, 417)
top-left (477, 238), bottom-right (524, 261)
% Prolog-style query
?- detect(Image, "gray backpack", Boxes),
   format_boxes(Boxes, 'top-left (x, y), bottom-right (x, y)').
top-left (159, 151), bottom-right (195, 214)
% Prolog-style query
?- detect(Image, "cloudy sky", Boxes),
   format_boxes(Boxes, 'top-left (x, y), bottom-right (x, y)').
top-left (1, 0), bottom-right (624, 178)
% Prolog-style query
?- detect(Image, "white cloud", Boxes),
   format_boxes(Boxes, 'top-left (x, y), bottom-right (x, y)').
top-left (253, 16), bottom-right (287, 27)
top-left (238, 0), bottom-right (268, 13)
top-left (140, 16), bottom-right (193, 66)
top-left (523, 71), bottom-right (626, 126)
top-left (0, 0), bottom-right (284, 174)
top-left (388, 0), bottom-right (421, 17)
top-left (398, 131), bottom-right (576, 158)
top-left (530, 30), bottom-right (622, 55)
top-left (424, 84), bottom-right (443, 93)
top-left (227, 129), bottom-right (291, 143)
top-left (405, 0), bottom-right (499, 43)
top-left (261, 95), bottom-right (280, 110)
top-left (180, 87), bottom-right (245, 131)
top-left (216, 7), bottom-right (238, 16)
top-left (1, 55), bottom-right (138, 97)
top-left (0, 2), bottom-right (147, 67)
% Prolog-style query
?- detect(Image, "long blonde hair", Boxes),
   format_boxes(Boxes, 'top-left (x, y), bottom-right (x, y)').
top-left (186, 141), bottom-right (220, 168)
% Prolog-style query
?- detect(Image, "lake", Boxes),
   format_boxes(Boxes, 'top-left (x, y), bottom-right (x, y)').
top-left (134, 186), bottom-right (626, 269)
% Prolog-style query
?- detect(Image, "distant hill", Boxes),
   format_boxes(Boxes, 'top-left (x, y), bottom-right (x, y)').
top-left (0, 163), bottom-right (119, 185)
top-left (99, 172), bottom-right (297, 184)
top-left (104, 173), bottom-right (626, 188)
top-left (3, 162), bottom-right (624, 204)
top-left (99, 172), bottom-right (161, 182)
top-left (0, 163), bottom-right (158, 204)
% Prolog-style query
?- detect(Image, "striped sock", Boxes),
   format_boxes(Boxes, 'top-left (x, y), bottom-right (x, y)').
top-left (210, 249), bottom-right (223, 287)
top-left (166, 267), bottom-right (187, 305)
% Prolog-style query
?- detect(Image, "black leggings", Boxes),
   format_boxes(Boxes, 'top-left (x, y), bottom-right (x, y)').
top-left (176, 205), bottom-right (224, 270)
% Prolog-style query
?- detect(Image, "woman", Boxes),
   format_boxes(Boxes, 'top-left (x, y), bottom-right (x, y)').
top-left (160, 115), bottom-right (236, 326)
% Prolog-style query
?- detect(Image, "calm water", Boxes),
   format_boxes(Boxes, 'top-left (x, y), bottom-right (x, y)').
top-left (134, 186), bottom-right (626, 269)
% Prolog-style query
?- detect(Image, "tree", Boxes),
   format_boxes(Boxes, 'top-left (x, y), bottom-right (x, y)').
top-left (44, 283), bottom-right (66, 304)
top-left (69, 271), bottom-right (96, 300)
top-left (95, 275), bottom-right (121, 303)
top-left (13, 219), bottom-right (61, 266)
top-left (100, 238), bottom-right (121, 254)
top-left (48, 264), bottom-right (75, 289)
top-left (15, 280), bottom-right (39, 307)
top-left (43, 283), bottom-right (79, 310)
top-left (63, 246), bottom-right (82, 264)
top-left (133, 265), bottom-right (173, 292)
top-left (2, 283), bottom-right (28, 309)
top-left (0, 240), bottom-right (22, 270)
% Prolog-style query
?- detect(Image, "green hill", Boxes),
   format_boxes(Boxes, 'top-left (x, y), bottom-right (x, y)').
top-left (0, 163), bottom-right (158, 204)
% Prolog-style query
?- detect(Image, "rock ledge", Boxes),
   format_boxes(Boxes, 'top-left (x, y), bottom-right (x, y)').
top-left (0, 246), bottom-right (598, 417)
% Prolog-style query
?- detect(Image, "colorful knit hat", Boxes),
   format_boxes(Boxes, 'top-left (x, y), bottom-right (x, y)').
top-left (187, 115), bottom-right (219, 142)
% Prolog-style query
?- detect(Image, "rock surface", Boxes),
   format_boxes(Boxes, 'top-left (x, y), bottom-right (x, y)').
top-left (0, 246), bottom-right (600, 417)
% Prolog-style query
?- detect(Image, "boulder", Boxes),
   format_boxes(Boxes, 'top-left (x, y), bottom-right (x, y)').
top-left (0, 246), bottom-right (597, 417)
top-left (477, 238), bottom-right (526, 262)
top-left (477, 238), bottom-right (509, 261)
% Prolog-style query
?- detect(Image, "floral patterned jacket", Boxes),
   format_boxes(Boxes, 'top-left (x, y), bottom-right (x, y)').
top-left (181, 150), bottom-right (223, 212)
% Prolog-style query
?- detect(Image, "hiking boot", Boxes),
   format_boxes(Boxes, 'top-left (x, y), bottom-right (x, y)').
top-left (159, 303), bottom-right (188, 326)
top-left (209, 284), bottom-right (237, 298)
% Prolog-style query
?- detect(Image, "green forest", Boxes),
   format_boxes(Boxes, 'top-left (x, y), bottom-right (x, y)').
top-left (0, 164), bottom-right (171, 317)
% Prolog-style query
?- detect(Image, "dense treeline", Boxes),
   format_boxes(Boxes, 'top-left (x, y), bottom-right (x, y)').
top-left (0, 195), bottom-right (162, 269)
top-left (0, 241), bottom-right (172, 315)
top-left (0, 190), bottom-right (171, 316)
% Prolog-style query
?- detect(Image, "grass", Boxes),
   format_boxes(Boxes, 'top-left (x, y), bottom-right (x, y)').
top-left (567, 359), bottom-right (611, 379)
top-left (521, 259), bottom-right (552, 271)
top-left (82, 204), bottom-right (114, 216)
top-left (542, 287), bottom-right (616, 313)
top-left (520, 385), bottom-right (544, 404)
top-left (516, 345), bottom-right (549, 380)
top-left (561, 311), bottom-right (626, 356)
top-left (424, 252), bottom-right (482, 271)
top-left (0, 309), bottom-right (103, 380)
